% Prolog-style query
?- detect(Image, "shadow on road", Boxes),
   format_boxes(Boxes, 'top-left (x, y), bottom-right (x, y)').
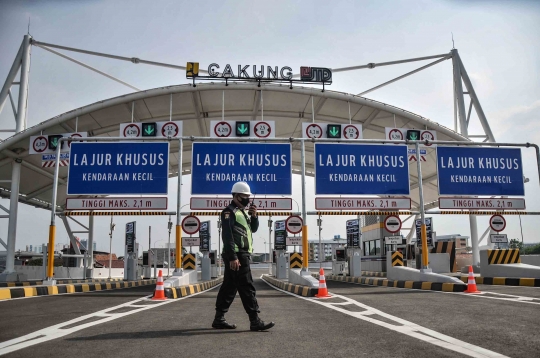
top-left (67, 328), bottom-right (250, 341)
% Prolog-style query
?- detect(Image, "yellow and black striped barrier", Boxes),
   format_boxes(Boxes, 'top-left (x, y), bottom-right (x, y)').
top-left (187, 211), bottom-right (296, 216)
top-left (165, 277), bottom-right (223, 299)
top-left (488, 249), bottom-right (521, 264)
top-left (432, 241), bottom-right (457, 272)
top-left (290, 252), bottom-right (303, 268)
top-left (64, 211), bottom-right (172, 216)
top-left (0, 278), bottom-right (123, 288)
top-left (361, 271), bottom-right (387, 277)
top-left (182, 253), bottom-right (196, 269)
top-left (262, 275), bottom-right (317, 297)
top-left (460, 276), bottom-right (540, 287)
top-left (0, 279), bottom-right (157, 301)
top-left (312, 211), bottom-right (415, 216)
top-left (314, 274), bottom-right (467, 293)
top-left (391, 251), bottom-right (404, 266)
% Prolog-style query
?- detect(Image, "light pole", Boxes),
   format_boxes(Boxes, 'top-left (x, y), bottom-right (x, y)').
top-left (167, 216), bottom-right (172, 277)
top-left (108, 216), bottom-right (115, 279)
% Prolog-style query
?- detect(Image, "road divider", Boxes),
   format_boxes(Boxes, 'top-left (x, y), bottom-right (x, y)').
top-left (165, 277), bottom-right (223, 298)
top-left (459, 276), bottom-right (540, 287)
top-left (262, 275), bottom-right (317, 297)
top-left (0, 279), bottom-right (157, 301)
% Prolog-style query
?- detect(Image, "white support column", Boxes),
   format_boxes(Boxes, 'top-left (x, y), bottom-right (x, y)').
top-left (452, 49), bottom-right (468, 136)
top-left (88, 215), bottom-right (95, 278)
top-left (469, 215), bottom-right (480, 266)
top-left (1, 36), bottom-right (31, 281)
top-left (0, 40), bottom-right (23, 116)
top-left (2, 160), bottom-right (21, 276)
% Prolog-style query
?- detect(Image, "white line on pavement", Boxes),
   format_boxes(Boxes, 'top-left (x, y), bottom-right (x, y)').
top-left (261, 277), bottom-right (508, 358)
top-left (0, 285), bottom-right (220, 356)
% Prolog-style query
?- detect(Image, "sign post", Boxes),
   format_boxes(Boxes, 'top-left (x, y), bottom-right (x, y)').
top-left (489, 215), bottom-right (506, 233)
top-left (274, 220), bottom-right (287, 251)
top-left (346, 219), bottom-right (360, 247)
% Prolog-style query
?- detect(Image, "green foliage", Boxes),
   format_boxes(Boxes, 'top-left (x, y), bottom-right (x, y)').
top-left (509, 239), bottom-right (523, 250)
top-left (523, 243), bottom-right (540, 255)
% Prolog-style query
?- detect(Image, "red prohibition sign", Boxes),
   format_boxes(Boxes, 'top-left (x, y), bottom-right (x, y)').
top-left (182, 215), bottom-right (201, 235)
top-left (254, 121), bottom-right (271, 138)
top-left (421, 130), bottom-right (434, 146)
top-left (33, 136), bottom-right (48, 153)
top-left (388, 128), bottom-right (404, 141)
top-left (162, 122), bottom-right (179, 137)
top-left (489, 215), bottom-right (506, 232)
top-left (384, 215), bottom-right (402, 233)
top-left (343, 125), bottom-right (359, 139)
top-left (68, 133), bottom-right (82, 148)
top-left (123, 124), bottom-right (140, 137)
top-left (214, 121), bottom-right (232, 137)
top-left (305, 123), bottom-right (323, 139)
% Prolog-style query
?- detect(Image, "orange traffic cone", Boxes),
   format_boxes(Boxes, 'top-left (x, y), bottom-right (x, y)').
top-left (152, 270), bottom-right (166, 300)
top-left (315, 268), bottom-right (331, 298)
top-left (464, 265), bottom-right (480, 294)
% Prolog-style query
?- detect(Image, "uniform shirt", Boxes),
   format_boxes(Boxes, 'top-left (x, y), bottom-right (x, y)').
top-left (221, 201), bottom-right (259, 261)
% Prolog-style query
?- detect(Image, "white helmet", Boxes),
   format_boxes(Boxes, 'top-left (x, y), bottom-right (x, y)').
top-left (231, 181), bottom-right (252, 195)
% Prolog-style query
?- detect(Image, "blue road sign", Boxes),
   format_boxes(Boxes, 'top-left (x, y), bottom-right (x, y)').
top-left (437, 146), bottom-right (524, 196)
top-left (67, 142), bottom-right (169, 195)
top-left (191, 143), bottom-right (292, 195)
top-left (315, 143), bottom-right (410, 195)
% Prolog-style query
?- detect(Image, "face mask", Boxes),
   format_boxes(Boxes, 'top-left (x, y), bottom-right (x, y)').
top-left (238, 196), bottom-right (250, 207)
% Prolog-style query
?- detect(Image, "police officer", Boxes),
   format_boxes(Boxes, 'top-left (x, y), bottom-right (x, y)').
top-left (212, 182), bottom-right (275, 331)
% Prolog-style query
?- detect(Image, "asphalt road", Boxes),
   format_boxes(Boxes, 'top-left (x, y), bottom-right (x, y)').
top-left (1, 269), bottom-right (539, 358)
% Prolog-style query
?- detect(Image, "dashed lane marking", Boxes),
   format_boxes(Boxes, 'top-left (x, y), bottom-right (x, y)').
top-left (0, 284), bottom-right (220, 356)
top-left (261, 276), bottom-right (507, 358)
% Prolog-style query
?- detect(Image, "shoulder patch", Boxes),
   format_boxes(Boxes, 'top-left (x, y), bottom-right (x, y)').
top-left (224, 212), bottom-right (230, 219)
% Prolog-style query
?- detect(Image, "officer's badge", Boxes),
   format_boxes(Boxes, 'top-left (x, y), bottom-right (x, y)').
top-left (224, 212), bottom-right (230, 219)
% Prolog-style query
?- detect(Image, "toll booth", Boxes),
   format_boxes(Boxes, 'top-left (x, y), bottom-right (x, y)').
top-left (332, 248), bottom-right (347, 275)
top-left (208, 250), bottom-right (218, 278)
top-left (347, 247), bottom-right (362, 277)
top-left (273, 250), bottom-right (288, 279)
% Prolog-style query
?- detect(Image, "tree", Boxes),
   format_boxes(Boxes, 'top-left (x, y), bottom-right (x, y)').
top-left (509, 239), bottom-right (523, 251)
top-left (524, 244), bottom-right (540, 255)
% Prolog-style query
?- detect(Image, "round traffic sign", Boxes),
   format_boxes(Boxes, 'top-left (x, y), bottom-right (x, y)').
top-left (489, 215), bottom-right (506, 232)
top-left (343, 125), bottom-right (360, 139)
top-left (421, 130), bottom-right (434, 146)
top-left (388, 129), bottom-right (404, 141)
top-left (214, 121), bottom-right (232, 137)
top-left (162, 122), bottom-right (179, 137)
top-left (182, 215), bottom-right (201, 235)
top-left (384, 215), bottom-right (402, 233)
top-left (67, 133), bottom-right (82, 148)
top-left (123, 124), bottom-right (140, 137)
top-left (33, 136), bottom-right (48, 153)
top-left (254, 121), bottom-right (271, 138)
top-left (305, 124), bottom-right (323, 139)
top-left (285, 215), bottom-right (303, 234)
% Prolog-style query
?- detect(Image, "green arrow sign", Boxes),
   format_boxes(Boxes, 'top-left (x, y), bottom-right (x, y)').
top-left (50, 138), bottom-right (58, 147)
top-left (329, 127), bottom-right (339, 137)
top-left (145, 126), bottom-right (154, 135)
top-left (238, 124), bottom-right (248, 134)
top-left (327, 124), bottom-right (341, 138)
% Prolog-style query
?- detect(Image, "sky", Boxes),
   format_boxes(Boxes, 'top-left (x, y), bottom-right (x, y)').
top-left (0, 0), bottom-right (539, 257)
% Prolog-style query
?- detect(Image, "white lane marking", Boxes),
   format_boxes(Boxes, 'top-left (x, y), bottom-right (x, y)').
top-left (0, 284), bottom-right (220, 356)
top-left (262, 277), bottom-right (507, 358)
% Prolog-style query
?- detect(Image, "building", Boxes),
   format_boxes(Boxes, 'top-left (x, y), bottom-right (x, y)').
top-left (80, 240), bottom-right (97, 252)
top-left (308, 238), bottom-right (347, 262)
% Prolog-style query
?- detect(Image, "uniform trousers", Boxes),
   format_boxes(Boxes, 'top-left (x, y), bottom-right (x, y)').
top-left (215, 253), bottom-right (260, 319)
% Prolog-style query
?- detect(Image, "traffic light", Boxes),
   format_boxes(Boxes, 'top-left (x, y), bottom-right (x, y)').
top-left (235, 121), bottom-right (250, 137)
top-left (327, 124), bottom-right (342, 139)
top-left (406, 129), bottom-right (421, 141)
top-left (141, 122), bottom-right (157, 137)
top-left (48, 135), bottom-right (64, 150)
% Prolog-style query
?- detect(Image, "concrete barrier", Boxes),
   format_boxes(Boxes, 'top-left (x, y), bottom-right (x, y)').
top-left (480, 250), bottom-right (540, 278)
top-left (387, 252), bottom-right (463, 284)
top-left (288, 268), bottom-right (319, 287)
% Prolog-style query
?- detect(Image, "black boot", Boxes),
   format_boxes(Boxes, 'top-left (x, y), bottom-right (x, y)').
top-left (249, 317), bottom-right (275, 331)
top-left (212, 312), bottom-right (237, 329)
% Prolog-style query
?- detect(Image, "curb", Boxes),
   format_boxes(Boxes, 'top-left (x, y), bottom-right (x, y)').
top-left (262, 275), bottom-right (318, 297)
top-left (165, 277), bottom-right (223, 299)
top-left (460, 276), bottom-right (540, 287)
top-left (0, 278), bottom-right (124, 288)
top-left (317, 274), bottom-right (467, 293)
top-left (0, 279), bottom-right (157, 301)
